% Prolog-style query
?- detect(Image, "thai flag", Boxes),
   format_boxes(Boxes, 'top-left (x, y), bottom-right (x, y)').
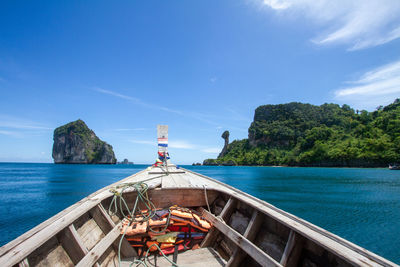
top-left (158, 138), bottom-right (168, 147)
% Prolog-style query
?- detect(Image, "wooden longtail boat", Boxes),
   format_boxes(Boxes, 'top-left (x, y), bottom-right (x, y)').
top-left (0, 126), bottom-right (398, 267)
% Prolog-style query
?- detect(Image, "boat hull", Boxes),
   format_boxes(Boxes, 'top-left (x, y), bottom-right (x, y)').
top-left (0, 166), bottom-right (397, 267)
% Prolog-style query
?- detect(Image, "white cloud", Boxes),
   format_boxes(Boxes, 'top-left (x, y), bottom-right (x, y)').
top-left (201, 147), bottom-right (221, 153)
top-left (260, 0), bottom-right (400, 50)
top-left (129, 139), bottom-right (195, 149)
top-left (169, 140), bottom-right (196, 149)
top-left (114, 128), bottom-right (147, 131)
top-left (129, 139), bottom-right (155, 145)
top-left (334, 59), bottom-right (400, 110)
top-left (263, 0), bottom-right (291, 9)
top-left (93, 87), bottom-right (184, 115)
top-left (0, 130), bottom-right (22, 137)
top-left (0, 115), bottom-right (52, 130)
top-left (94, 87), bottom-right (138, 101)
top-left (128, 138), bottom-right (221, 154)
top-left (93, 87), bottom-right (222, 125)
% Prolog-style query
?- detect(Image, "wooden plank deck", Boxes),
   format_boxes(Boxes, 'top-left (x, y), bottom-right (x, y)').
top-left (120, 248), bottom-right (226, 267)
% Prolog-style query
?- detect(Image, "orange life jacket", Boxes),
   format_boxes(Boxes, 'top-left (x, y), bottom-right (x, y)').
top-left (121, 221), bottom-right (147, 235)
top-left (146, 241), bottom-right (159, 252)
top-left (169, 207), bottom-right (212, 232)
top-left (159, 239), bottom-right (203, 255)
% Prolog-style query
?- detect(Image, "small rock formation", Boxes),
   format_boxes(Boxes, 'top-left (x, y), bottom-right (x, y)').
top-left (192, 162), bottom-right (202, 166)
top-left (218, 130), bottom-right (230, 158)
top-left (118, 159), bottom-right (134, 165)
top-left (52, 119), bottom-right (117, 164)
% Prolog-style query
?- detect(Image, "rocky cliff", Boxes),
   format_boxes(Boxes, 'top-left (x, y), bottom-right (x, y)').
top-left (52, 119), bottom-right (117, 164)
top-left (218, 130), bottom-right (230, 158)
top-left (203, 130), bottom-right (237, 166)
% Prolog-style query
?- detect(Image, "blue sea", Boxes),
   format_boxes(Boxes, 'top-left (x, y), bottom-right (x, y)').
top-left (0, 163), bottom-right (399, 263)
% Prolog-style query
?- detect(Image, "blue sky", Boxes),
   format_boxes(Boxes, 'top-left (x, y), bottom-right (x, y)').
top-left (1, 0), bottom-right (400, 164)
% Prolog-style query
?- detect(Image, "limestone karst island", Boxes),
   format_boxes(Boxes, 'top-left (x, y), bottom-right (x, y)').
top-left (52, 119), bottom-right (116, 164)
top-left (204, 99), bottom-right (400, 167)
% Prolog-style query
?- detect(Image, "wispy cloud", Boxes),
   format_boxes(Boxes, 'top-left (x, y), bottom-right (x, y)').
top-left (94, 87), bottom-right (253, 130)
top-left (0, 122), bottom-right (51, 130)
top-left (93, 87), bottom-right (184, 115)
top-left (93, 87), bottom-right (138, 101)
top-left (129, 139), bottom-right (155, 145)
top-left (0, 130), bottom-right (22, 137)
top-left (225, 108), bottom-right (251, 122)
top-left (0, 115), bottom-right (51, 138)
top-left (210, 77), bottom-right (217, 83)
top-left (129, 139), bottom-right (196, 149)
top-left (128, 138), bottom-right (221, 154)
top-left (259, 0), bottom-right (400, 50)
top-left (0, 115), bottom-right (52, 130)
top-left (334, 59), bottom-right (400, 110)
top-left (169, 140), bottom-right (196, 149)
top-left (93, 87), bottom-right (224, 125)
top-left (114, 128), bottom-right (147, 131)
top-left (201, 147), bottom-right (221, 153)
top-left (263, 0), bottom-right (291, 9)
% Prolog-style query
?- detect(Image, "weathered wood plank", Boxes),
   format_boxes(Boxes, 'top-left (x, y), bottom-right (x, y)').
top-left (77, 218), bottom-right (105, 251)
top-left (185, 172), bottom-right (208, 188)
top-left (201, 197), bottom-right (237, 248)
top-left (161, 174), bottom-right (177, 188)
top-left (76, 222), bottom-right (123, 267)
top-left (32, 244), bottom-right (74, 267)
top-left (126, 247), bottom-right (225, 267)
top-left (123, 188), bottom-right (219, 210)
top-left (148, 165), bottom-right (185, 175)
top-left (98, 247), bottom-right (118, 267)
top-left (90, 205), bottom-right (114, 234)
top-left (244, 210), bottom-right (264, 240)
top-left (169, 173), bottom-right (191, 187)
top-left (280, 230), bottom-right (295, 266)
top-left (90, 204), bottom-right (137, 258)
top-left (220, 197), bottom-right (237, 221)
top-left (280, 230), bottom-right (303, 267)
top-left (60, 224), bottom-right (88, 265)
top-left (227, 209), bottom-right (264, 267)
top-left (201, 208), bottom-right (282, 267)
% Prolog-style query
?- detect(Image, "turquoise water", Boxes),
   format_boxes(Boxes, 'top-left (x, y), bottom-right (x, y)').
top-left (0, 163), bottom-right (399, 263)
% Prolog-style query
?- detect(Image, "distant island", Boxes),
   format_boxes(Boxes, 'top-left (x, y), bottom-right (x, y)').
top-left (204, 99), bottom-right (400, 167)
top-left (118, 159), bottom-right (134, 165)
top-left (52, 119), bottom-right (117, 164)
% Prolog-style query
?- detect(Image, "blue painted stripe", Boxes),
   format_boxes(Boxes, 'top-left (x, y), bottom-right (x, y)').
top-left (158, 144), bottom-right (168, 147)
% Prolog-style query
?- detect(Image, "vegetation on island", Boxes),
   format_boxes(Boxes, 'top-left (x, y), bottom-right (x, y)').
top-left (53, 119), bottom-right (116, 164)
top-left (204, 99), bottom-right (400, 167)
